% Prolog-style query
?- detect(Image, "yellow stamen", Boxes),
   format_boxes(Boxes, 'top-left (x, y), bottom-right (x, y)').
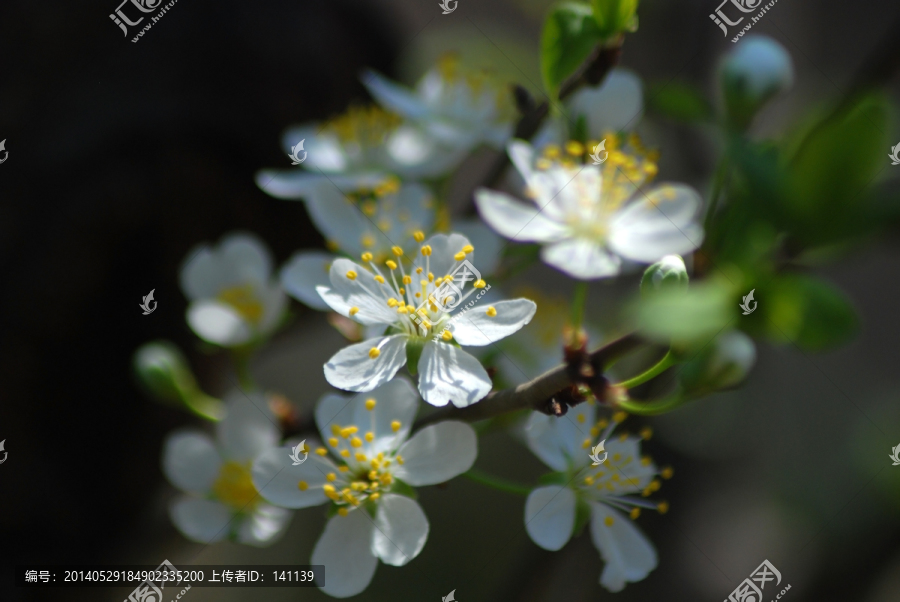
top-left (328, 437), bottom-right (339, 447)
top-left (391, 421), bottom-right (401, 432)
top-left (298, 481), bottom-right (308, 491)
top-left (612, 411), bottom-right (627, 423)
top-left (340, 449), bottom-right (351, 458)
top-left (421, 245), bottom-right (432, 256)
top-left (361, 252), bottom-right (373, 262)
top-left (441, 330), bottom-right (453, 342)
top-left (365, 432), bottom-right (375, 442)
top-left (316, 447), bottom-right (328, 456)
top-left (640, 427), bottom-right (653, 440)
top-left (369, 348), bottom-right (380, 359)
top-left (661, 467), bottom-right (673, 479)
top-left (630, 508), bottom-right (641, 520)
top-left (374, 275), bottom-right (385, 284)
top-left (346, 270), bottom-right (357, 280)
top-left (454, 251), bottom-right (466, 261)
top-left (365, 398), bottom-right (376, 410)
top-left (414, 231), bottom-right (425, 242)
top-left (386, 260), bottom-right (398, 270)
top-left (391, 246), bottom-right (403, 256)
top-left (604, 516), bottom-right (614, 527)
top-left (657, 501), bottom-right (669, 514)
top-left (473, 279), bottom-right (486, 288)
top-left (369, 492), bottom-right (381, 501)
top-left (486, 306), bottom-right (497, 317)
top-left (340, 426), bottom-right (358, 438)
top-left (350, 437), bottom-right (363, 448)
top-left (349, 307), bottom-right (360, 316)
top-left (326, 473), bottom-right (337, 482)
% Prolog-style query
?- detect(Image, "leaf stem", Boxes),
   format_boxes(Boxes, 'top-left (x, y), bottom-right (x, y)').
top-left (615, 391), bottom-right (690, 416)
top-left (571, 281), bottom-right (589, 335)
top-left (613, 350), bottom-right (676, 390)
top-left (462, 468), bottom-right (532, 496)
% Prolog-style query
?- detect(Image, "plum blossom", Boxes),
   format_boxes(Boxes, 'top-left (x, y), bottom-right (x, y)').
top-left (314, 232), bottom-right (536, 407)
top-left (161, 390), bottom-right (292, 546)
top-left (523, 402), bottom-right (670, 591)
top-left (179, 232), bottom-right (287, 347)
top-left (474, 135), bottom-right (704, 280)
top-left (251, 379), bottom-right (477, 598)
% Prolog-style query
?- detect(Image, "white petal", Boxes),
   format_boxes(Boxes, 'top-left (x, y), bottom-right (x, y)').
top-left (384, 126), bottom-right (468, 178)
top-left (318, 258), bottom-right (397, 325)
top-left (524, 403), bottom-right (596, 472)
top-left (314, 379), bottom-right (419, 455)
top-left (595, 438), bottom-right (656, 494)
top-left (417, 342), bottom-right (492, 407)
top-left (217, 390), bottom-right (280, 462)
top-left (541, 239), bottom-right (622, 280)
top-left (361, 70), bottom-right (430, 119)
top-left (453, 218), bottom-right (504, 276)
top-left (161, 431), bottom-right (221, 494)
top-left (415, 233), bottom-right (474, 280)
top-left (251, 446), bottom-right (336, 509)
top-left (524, 486), bottom-right (577, 551)
top-left (324, 335), bottom-right (408, 392)
top-left (449, 299), bottom-right (536, 347)
top-left (393, 421), bottom-right (477, 486)
top-left (280, 251), bottom-right (336, 311)
top-left (567, 68), bottom-right (644, 134)
top-left (474, 188), bottom-right (567, 243)
top-left (311, 510), bottom-right (378, 598)
top-left (280, 126), bottom-right (348, 172)
top-left (305, 183), bottom-right (392, 258)
top-left (236, 504), bottom-right (293, 547)
top-left (508, 140), bottom-right (536, 182)
top-left (590, 504), bottom-right (658, 592)
top-left (372, 494), bottom-right (430, 566)
top-left (169, 497), bottom-right (233, 544)
top-left (186, 300), bottom-right (252, 347)
top-left (179, 232), bottom-right (272, 300)
top-left (256, 280), bottom-right (288, 336)
top-left (255, 169), bottom-right (386, 200)
top-left (608, 184), bottom-right (704, 263)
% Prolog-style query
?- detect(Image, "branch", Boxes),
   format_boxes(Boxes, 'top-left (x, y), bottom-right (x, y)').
top-left (413, 333), bottom-right (643, 429)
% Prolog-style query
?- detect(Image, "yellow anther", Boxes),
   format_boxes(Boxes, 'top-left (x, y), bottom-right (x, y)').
top-left (590, 427), bottom-right (600, 437)
top-left (413, 231), bottom-right (425, 242)
top-left (338, 507), bottom-right (349, 516)
top-left (402, 275), bottom-right (412, 285)
top-left (399, 288), bottom-right (405, 295)
top-left (396, 455), bottom-right (404, 465)
top-left (649, 479), bottom-right (661, 492)
top-left (360, 234), bottom-right (375, 248)
top-left (369, 348), bottom-right (381, 359)
top-left (331, 424), bottom-right (342, 435)
top-left (346, 270), bottom-right (357, 280)
top-left (428, 272), bottom-right (434, 282)
top-left (386, 260), bottom-right (398, 270)
top-left (630, 508), bottom-right (641, 520)
top-left (387, 298), bottom-right (399, 307)
top-left (576, 414), bottom-right (585, 424)
top-left (369, 492), bottom-right (381, 501)
top-left (365, 398), bottom-right (376, 411)
top-left (361, 252), bottom-right (373, 262)
top-left (370, 458), bottom-right (380, 469)
top-left (391, 421), bottom-right (401, 432)
top-left (565, 140), bottom-right (584, 156)
top-left (340, 449), bottom-right (351, 458)
top-left (582, 438), bottom-right (592, 449)
top-left (657, 501), bottom-right (669, 514)
top-left (486, 306), bottom-right (497, 317)
top-left (350, 437), bottom-right (363, 448)
top-left (340, 426), bottom-right (358, 438)
top-left (441, 330), bottom-right (453, 342)
top-left (416, 267), bottom-right (423, 274)
top-left (543, 144), bottom-right (561, 159)
top-left (326, 473), bottom-right (337, 482)
top-left (421, 320), bottom-right (432, 329)
top-left (316, 447), bottom-right (328, 456)
top-left (613, 453), bottom-right (621, 462)
top-left (380, 472), bottom-right (394, 485)
top-left (323, 484), bottom-right (337, 496)
top-left (462, 246), bottom-right (475, 255)
top-left (326, 239), bottom-right (340, 251)
top-left (338, 466), bottom-right (349, 472)
top-left (612, 411), bottom-right (627, 424)
top-left (374, 275), bottom-right (385, 284)
top-left (640, 427), bottom-right (653, 440)
top-left (619, 432), bottom-right (629, 442)
top-left (644, 163), bottom-right (659, 178)
top-left (454, 251), bottom-right (466, 261)
top-left (604, 516), bottom-right (614, 527)
top-left (584, 476), bottom-right (595, 486)
top-left (392, 246), bottom-right (404, 256)
top-left (365, 432), bottom-right (375, 442)
top-left (349, 307), bottom-right (360, 316)
top-left (421, 245), bottom-right (432, 256)
top-left (597, 419), bottom-right (609, 429)
top-left (328, 437), bottom-right (339, 447)
top-left (640, 456), bottom-right (651, 466)
top-left (611, 473), bottom-right (620, 481)
top-left (473, 279), bottom-right (486, 288)
top-left (661, 467), bottom-right (674, 479)
top-left (297, 481), bottom-right (308, 491)
top-left (536, 158), bottom-right (552, 170)
top-left (355, 452), bottom-right (368, 462)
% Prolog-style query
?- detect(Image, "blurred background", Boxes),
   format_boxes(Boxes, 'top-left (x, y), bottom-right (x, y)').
top-left (1, 0), bottom-right (900, 600)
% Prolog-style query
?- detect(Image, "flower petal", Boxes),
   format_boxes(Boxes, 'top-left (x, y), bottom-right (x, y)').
top-left (251, 446), bottom-right (337, 509)
top-left (361, 70), bottom-right (430, 119)
top-left (524, 403), bottom-right (596, 472)
top-left (414, 233), bottom-right (474, 281)
top-left (311, 510), bottom-right (378, 598)
top-left (162, 431), bottom-right (221, 494)
top-left (280, 251), bottom-right (336, 311)
top-left (608, 184), bottom-right (704, 263)
top-left (236, 503), bottom-right (293, 547)
top-left (449, 299), bottom-right (536, 347)
top-left (280, 125), bottom-right (347, 172)
top-left (324, 335), bottom-right (408, 392)
top-left (417, 342), bottom-right (492, 407)
top-left (319, 258), bottom-right (397, 325)
top-left (372, 494), bottom-right (430, 566)
top-left (474, 188), bottom-right (567, 243)
top-left (314, 379), bottom-right (419, 455)
top-left (541, 239), bottom-right (622, 280)
top-left (589, 503), bottom-right (658, 592)
top-left (186, 300), bottom-right (253, 347)
top-left (217, 390), bottom-right (280, 462)
top-left (255, 169), bottom-right (386, 201)
top-left (393, 421), bottom-right (477, 486)
top-left (169, 497), bottom-right (233, 544)
top-left (179, 232), bottom-right (272, 300)
top-left (567, 68), bottom-right (644, 135)
top-left (454, 218), bottom-right (504, 277)
top-left (305, 184), bottom-right (393, 258)
top-left (524, 485), bottom-right (577, 551)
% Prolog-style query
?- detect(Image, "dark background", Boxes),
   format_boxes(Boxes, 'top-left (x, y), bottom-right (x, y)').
top-left (2, 0), bottom-right (900, 601)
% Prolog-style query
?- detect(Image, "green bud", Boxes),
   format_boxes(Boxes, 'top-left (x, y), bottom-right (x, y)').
top-left (721, 35), bottom-right (794, 129)
top-left (591, 0), bottom-right (639, 39)
top-left (641, 255), bottom-right (689, 298)
top-left (680, 330), bottom-right (756, 395)
top-left (133, 340), bottom-right (199, 403)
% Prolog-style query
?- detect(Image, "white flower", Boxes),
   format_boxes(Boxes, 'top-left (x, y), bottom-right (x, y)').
top-left (722, 35), bottom-right (794, 106)
top-left (315, 232), bottom-right (536, 406)
top-left (161, 390), bottom-right (292, 546)
top-left (180, 232), bottom-right (287, 347)
top-left (251, 379), bottom-right (478, 598)
top-left (256, 105), bottom-right (464, 201)
top-left (362, 55), bottom-right (515, 154)
top-left (523, 404), bottom-right (669, 592)
top-left (475, 137), bottom-right (704, 280)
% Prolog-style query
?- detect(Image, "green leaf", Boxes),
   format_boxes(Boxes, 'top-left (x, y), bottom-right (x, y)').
top-left (646, 81), bottom-right (713, 123)
top-left (591, 0), bottom-right (639, 38)
top-left (633, 279), bottom-right (736, 346)
top-left (758, 274), bottom-right (858, 351)
top-left (541, 3), bottom-right (604, 98)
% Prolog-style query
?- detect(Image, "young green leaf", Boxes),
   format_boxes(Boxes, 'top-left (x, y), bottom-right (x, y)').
top-left (541, 3), bottom-right (604, 98)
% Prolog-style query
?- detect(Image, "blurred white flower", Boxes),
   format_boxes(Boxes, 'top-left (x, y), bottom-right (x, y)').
top-left (524, 403), bottom-right (669, 592)
top-left (314, 232), bottom-right (536, 407)
top-left (721, 35), bottom-right (794, 127)
top-left (180, 232), bottom-right (287, 347)
top-left (475, 137), bottom-right (703, 280)
top-left (362, 55), bottom-right (515, 154)
top-left (161, 390), bottom-right (292, 546)
top-left (251, 379), bottom-right (477, 598)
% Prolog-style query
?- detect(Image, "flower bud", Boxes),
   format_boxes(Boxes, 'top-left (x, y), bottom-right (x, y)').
top-left (680, 330), bottom-right (756, 394)
top-left (641, 255), bottom-right (689, 298)
top-left (133, 340), bottom-right (199, 403)
top-left (721, 35), bottom-right (794, 129)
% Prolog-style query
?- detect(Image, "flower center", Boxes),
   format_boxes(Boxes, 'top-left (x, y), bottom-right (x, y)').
top-left (211, 461), bottom-right (259, 510)
top-left (324, 105), bottom-right (403, 147)
top-left (217, 284), bottom-right (264, 324)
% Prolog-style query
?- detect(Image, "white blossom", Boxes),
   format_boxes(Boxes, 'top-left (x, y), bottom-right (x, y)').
top-left (251, 379), bottom-right (477, 597)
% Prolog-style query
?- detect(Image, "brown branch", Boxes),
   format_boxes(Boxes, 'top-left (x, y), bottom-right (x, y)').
top-left (413, 333), bottom-right (643, 429)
